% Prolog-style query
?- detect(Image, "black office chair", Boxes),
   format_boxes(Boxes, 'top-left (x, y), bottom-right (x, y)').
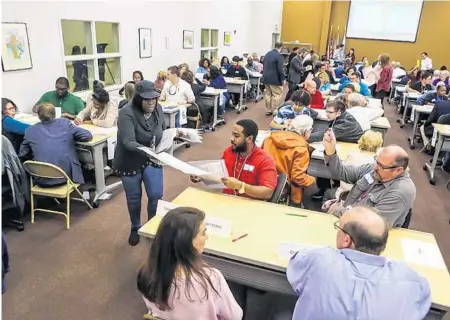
top-left (401, 208), bottom-right (412, 229)
top-left (269, 173), bottom-right (288, 204)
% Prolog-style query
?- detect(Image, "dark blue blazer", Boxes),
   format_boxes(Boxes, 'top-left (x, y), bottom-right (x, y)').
top-left (262, 49), bottom-right (285, 86)
top-left (19, 118), bottom-right (93, 186)
top-left (424, 101), bottom-right (450, 137)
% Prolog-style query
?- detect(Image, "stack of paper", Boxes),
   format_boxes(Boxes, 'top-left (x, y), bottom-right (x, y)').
top-left (155, 128), bottom-right (202, 153)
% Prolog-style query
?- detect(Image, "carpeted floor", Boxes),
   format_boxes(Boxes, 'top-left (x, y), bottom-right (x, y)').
top-left (2, 98), bottom-right (450, 320)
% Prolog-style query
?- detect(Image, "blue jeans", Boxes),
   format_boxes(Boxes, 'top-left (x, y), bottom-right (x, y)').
top-left (220, 92), bottom-right (231, 115)
top-left (444, 152), bottom-right (450, 169)
top-left (121, 165), bottom-right (163, 230)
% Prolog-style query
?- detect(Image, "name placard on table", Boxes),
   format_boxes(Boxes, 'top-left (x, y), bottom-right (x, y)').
top-left (156, 200), bottom-right (233, 237)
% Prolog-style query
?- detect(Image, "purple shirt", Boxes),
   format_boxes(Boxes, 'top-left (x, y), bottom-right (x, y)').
top-left (287, 247), bottom-right (431, 320)
top-left (433, 77), bottom-right (450, 86)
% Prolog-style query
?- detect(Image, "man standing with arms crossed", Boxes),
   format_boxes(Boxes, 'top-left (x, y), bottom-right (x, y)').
top-left (263, 42), bottom-right (286, 116)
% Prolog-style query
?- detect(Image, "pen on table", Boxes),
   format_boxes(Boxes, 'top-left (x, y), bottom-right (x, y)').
top-left (232, 233), bottom-right (248, 242)
top-left (285, 213), bottom-right (308, 218)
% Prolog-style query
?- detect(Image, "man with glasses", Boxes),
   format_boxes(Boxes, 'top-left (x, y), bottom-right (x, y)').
top-left (321, 129), bottom-right (416, 228)
top-left (286, 206), bottom-right (431, 320)
top-left (33, 77), bottom-right (85, 120)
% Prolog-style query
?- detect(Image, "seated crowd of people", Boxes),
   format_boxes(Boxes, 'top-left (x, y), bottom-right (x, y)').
top-left (2, 44), bottom-right (448, 320)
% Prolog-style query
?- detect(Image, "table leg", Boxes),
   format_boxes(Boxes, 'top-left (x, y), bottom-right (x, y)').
top-left (425, 133), bottom-right (443, 185)
top-left (400, 98), bottom-right (410, 128)
top-left (170, 113), bottom-right (176, 128)
top-left (211, 95), bottom-right (224, 129)
top-left (256, 78), bottom-right (262, 100)
top-left (409, 109), bottom-right (420, 149)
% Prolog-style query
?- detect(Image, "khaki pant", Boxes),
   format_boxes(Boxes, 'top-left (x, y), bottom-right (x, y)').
top-left (264, 84), bottom-right (284, 113)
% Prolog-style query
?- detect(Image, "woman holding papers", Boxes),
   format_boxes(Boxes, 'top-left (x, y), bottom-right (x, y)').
top-left (138, 207), bottom-right (242, 320)
top-left (113, 80), bottom-right (165, 246)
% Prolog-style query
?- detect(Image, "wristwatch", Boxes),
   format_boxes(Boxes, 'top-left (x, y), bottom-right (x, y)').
top-left (238, 182), bottom-right (246, 194)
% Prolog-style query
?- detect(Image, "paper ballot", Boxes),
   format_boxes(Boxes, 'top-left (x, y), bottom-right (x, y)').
top-left (188, 160), bottom-right (229, 188)
top-left (401, 238), bottom-right (446, 269)
top-left (138, 147), bottom-right (223, 184)
top-left (310, 142), bottom-right (340, 159)
top-left (156, 128), bottom-right (203, 153)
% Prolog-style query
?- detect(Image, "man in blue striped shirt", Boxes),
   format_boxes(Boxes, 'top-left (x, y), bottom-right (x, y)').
top-left (287, 206), bottom-right (431, 320)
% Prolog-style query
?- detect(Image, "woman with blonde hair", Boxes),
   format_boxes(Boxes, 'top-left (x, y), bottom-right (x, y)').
top-left (322, 130), bottom-right (383, 215)
top-left (119, 82), bottom-right (136, 109)
top-left (154, 70), bottom-right (166, 92)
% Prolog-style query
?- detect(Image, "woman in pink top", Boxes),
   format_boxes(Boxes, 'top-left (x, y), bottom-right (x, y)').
top-left (137, 207), bottom-right (243, 320)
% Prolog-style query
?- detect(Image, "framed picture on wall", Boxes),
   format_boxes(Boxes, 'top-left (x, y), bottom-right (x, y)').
top-left (1, 22), bottom-right (33, 72)
top-left (183, 30), bottom-right (194, 49)
top-left (139, 28), bottom-right (152, 58)
top-left (224, 31), bottom-right (231, 46)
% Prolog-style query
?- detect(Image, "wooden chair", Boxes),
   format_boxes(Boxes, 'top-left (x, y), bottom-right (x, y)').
top-left (23, 161), bottom-right (93, 230)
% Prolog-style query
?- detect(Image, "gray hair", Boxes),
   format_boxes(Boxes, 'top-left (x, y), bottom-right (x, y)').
top-left (348, 93), bottom-right (366, 108)
top-left (290, 115), bottom-right (313, 136)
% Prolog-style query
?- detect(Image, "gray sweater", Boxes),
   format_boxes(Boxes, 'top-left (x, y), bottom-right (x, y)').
top-left (324, 152), bottom-right (416, 228)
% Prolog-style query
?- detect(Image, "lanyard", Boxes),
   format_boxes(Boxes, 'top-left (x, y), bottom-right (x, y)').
top-left (233, 153), bottom-right (251, 180)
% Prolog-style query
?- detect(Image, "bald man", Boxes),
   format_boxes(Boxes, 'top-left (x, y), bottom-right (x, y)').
top-left (286, 206), bottom-right (431, 320)
top-left (19, 103), bottom-right (92, 186)
top-left (322, 130), bottom-right (416, 228)
top-left (304, 80), bottom-right (324, 110)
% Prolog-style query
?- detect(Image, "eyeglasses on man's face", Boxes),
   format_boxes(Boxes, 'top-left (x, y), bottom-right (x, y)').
top-left (333, 220), bottom-right (354, 243)
top-left (374, 156), bottom-right (399, 170)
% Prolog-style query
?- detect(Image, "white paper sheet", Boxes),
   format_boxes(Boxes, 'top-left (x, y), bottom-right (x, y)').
top-left (188, 160), bottom-right (228, 188)
top-left (156, 200), bottom-right (179, 217)
top-left (84, 126), bottom-right (117, 136)
top-left (255, 130), bottom-right (271, 147)
top-left (179, 106), bottom-right (187, 125)
top-left (401, 238), bottom-right (446, 269)
top-left (310, 142), bottom-right (340, 158)
top-left (107, 135), bottom-right (117, 160)
top-left (156, 128), bottom-right (202, 153)
top-left (137, 147), bottom-right (223, 184)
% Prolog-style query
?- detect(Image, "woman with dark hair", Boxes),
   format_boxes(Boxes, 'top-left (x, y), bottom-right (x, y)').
top-left (2, 98), bottom-right (30, 152)
top-left (345, 48), bottom-right (356, 64)
top-left (260, 55), bottom-right (265, 65)
top-left (137, 207), bottom-right (242, 320)
top-left (220, 56), bottom-right (231, 71)
top-left (204, 65), bottom-right (229, 120)
top-left (119, 71), bottom-right (144, 95)
top-left (113, 80), bottom-right (165, 246)
top-left (196, 58), bottom-right (211, 75)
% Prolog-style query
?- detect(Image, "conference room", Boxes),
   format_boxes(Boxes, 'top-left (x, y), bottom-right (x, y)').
top-left (2, 0), bottom-right (450, 320)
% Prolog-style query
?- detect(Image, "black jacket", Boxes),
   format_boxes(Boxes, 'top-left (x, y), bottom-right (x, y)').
top-left (424, 101), bottom-right (450, 137)
top-left (225, 66), bottom-right (248, 80)
top-left (309, 112), bottom-right (364, 143)
top-left (191, 78), bottom-right (206, 96)
top-left (113, 102), bottom-right (165, 175)
top-left (262, 49), bottom-right (285, 86)
top-left (287, 55), bottom-right (306, 84)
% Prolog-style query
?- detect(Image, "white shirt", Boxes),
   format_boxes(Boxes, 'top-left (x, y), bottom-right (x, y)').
top-left (333, 48), bottom-right (345, 61)
top-left (347, 106), bottom-right (384, 132)
top-left (392, 67), bottom-right (406, 80)
top-left (420, 57), bottom-right (432, 71)
top-left (160, 79), bottom-right (195, 106)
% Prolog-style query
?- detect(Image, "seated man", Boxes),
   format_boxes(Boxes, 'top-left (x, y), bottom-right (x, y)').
top-left (422, 100), bottom-right (450, 138)
top-left (310, 99), bottom-right (365, 200)
top-left (287, 206), bottom-right (431, 320)
top-left (245, 56), bottom-right (260, 73)
top-left (309, 100), bottom-right (364, 143)
top-left (191, 119), bottom-right (277, 200)
top-left (304, 80), bottom-right (324, 110)
top-left (19, 103), bottom-right (93, 187)
top-left (271, 90), bottom-right (318, 130)
top-left (226, 56), bottom-right (249, 107)
top-left (74, 89), bottom-right (118, 128)
top-left (346, 93), bottom-right (383, 132)
top-left (33, 77), bottom-right (85, 120)
top-left (321, 129), bottom-right (416, 227)
top-left (159, 66), bottom-right (195, 127)
top-left (406, 71), bottom-right (434, 94)
top-left (339, 71), bottom-right (371, 97)
top-left (263, 115), bottom-right (316, 206)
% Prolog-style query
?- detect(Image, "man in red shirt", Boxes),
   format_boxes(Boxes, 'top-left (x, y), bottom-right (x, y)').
top-left (305, 80), bottom-right (324, 110)
top-left (191, 119), bottom-right (278, 200)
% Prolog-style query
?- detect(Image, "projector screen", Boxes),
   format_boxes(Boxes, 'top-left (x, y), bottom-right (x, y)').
top-left (346, 0), bottom-right (424, 42)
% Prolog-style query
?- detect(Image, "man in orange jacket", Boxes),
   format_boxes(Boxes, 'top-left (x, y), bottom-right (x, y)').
top-left (263, 115), bottom-right (316, 206)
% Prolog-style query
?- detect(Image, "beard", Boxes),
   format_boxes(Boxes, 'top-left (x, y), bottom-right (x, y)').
top-left (231, 142), bottom-right (246, 153)
top-left (373, 170), bottom-right (382, 182)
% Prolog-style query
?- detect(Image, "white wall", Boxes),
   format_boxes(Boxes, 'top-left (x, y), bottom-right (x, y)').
top-left (1, 0), bottom-right (282, 113)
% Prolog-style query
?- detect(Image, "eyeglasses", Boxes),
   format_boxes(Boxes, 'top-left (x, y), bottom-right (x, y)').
top-left (325, 109), bottom-right (336, 114)
top-left (374, 156), bottom-right (399, 170)
top-left (333, 221), bottom-right (354, 243)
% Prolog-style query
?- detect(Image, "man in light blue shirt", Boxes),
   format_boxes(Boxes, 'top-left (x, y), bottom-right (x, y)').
top-left (287, 206), bottom-right (431, 320)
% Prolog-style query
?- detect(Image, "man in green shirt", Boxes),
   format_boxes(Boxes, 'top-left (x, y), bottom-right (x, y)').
top-left (33, 77), bottom-right (85, 120)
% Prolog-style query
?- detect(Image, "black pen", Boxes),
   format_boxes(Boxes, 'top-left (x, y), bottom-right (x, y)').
top-left (285, 213), bottom-right (308, 218)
